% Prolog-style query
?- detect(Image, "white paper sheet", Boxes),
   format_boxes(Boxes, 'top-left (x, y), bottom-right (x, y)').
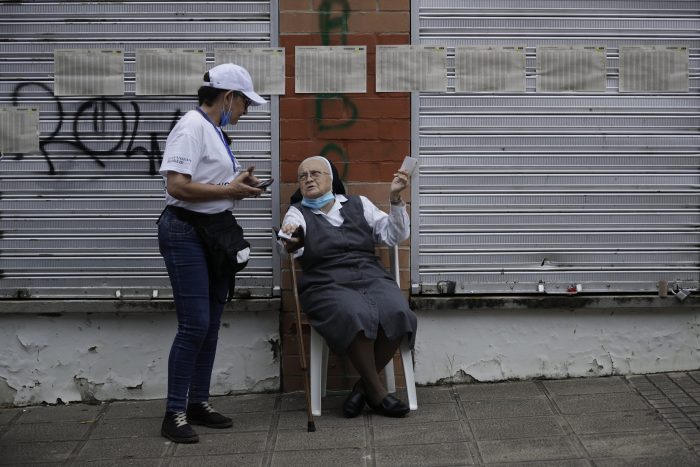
top-left (456, 46), bottom-right (525, 93)
top-left (54, 49), bottom-right (124, 96)
top-left (0, 107), bottom-right (40, 153)
top-left (136, 49), bottom-right (205, 96)
top-left (619, 46), bottom-right (689, 93)
top-left (215, 48), bottom-right (285, 95)
top-left (295, 46), bottom-right (366, 93)
top-left (537, 46), bottom-right (606, 92)
top-left (376, 45), bottom-right (447, 92)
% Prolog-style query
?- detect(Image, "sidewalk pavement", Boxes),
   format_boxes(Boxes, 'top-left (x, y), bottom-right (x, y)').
top-left (2, 372), bottom-right (700, 466)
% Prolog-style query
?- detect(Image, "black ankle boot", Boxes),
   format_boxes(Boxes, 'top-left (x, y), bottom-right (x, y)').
top-left (342, 381), bottom-right (366, 418)
top-left (186, 401), bottom-right (233, 428)
top-left (368, 394), bottom-right (410, 418)
top-left (161, 411), bottom-right (199, 443)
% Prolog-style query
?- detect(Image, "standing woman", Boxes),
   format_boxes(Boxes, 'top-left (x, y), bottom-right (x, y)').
top-left (157, 63), bottom-right (265, 443)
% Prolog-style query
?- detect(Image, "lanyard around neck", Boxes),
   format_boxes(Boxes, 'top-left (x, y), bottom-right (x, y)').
top-left (195, 107), bottom-right (238, 172)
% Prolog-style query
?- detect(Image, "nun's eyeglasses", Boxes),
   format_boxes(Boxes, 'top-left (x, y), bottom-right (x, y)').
top-left (298, 170), bottom-right (328, 182)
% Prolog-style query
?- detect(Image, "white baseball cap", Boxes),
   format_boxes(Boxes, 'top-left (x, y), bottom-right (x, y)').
top-left (205, 63), bottom-right (266, 106)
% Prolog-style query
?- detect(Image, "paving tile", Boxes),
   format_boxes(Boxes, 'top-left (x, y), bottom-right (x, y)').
top-left (102, 400), bottom-right (164, 420)
top-left (75, 437), bottom-right (168, 461)
top-left (656, 407), bottom-right (682, 415)
top-left (478, 436), bottom-right (579, 464)
top-left (197, 393), bottom-right (277, 414)
top-left (195, 412), bottom-right (272, 433)
top-left (277, 409), bottom-right (364, 430)
top-left (591, 452), bottom-right (700, 467)
top-left (16, 404), bottom-right (102, 423)
top-left (375, 442), bottom-right (473, 467)
top-left (485, 460), bottom-right (590, 467)
top-left (470, 416), bottom-right (565, 440)
top-left (275, 425), bottom-right (365, 451)
top-left (578, 431), bottom-right (687, 458)
top-left (648, 400), bottom-right (674, 408)
top-left (373, 420), bottom-right (469, 446)
top-left (457, 382), bottom-right (543, 400)
top-left (564, 410), bottom-right (667, 434)
top-left (89, 417), bottom-right (162, 439)
top-left (370, 402), bottom-right (460, 426)
top-left (173, 431), bottom-right (267, 456)
top-left (416, 385), bottom-right (454, 404)
top-left (170, 453), bottom-right (264, 467)
top-left (463, 398), bottom-right (553, 420)
top-left (0, 420), bottom-right (91, 443)
top-left (0, 408), bottom-right (20, 425)
top-left (271, 447), bottom-right (365, 467)
top-left (78, 459), bottom-right (163, 467)
top-left (553, 393), bottom-right (648, 414)
top-left (0, 440), bottom-right (77, 464)
top-left (544, 376), bottom-right (630, 395)
top-left (280, 392), bottom-right (344, 413)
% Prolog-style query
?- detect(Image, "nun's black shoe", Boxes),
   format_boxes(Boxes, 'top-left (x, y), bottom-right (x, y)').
top-left (342, 382), bottom-right (366, 418)
top-left (368, 394), bottom-right (410, 418)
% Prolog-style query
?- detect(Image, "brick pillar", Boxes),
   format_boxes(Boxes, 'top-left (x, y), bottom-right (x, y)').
top-left (279, 0), bottom-right (411, 391)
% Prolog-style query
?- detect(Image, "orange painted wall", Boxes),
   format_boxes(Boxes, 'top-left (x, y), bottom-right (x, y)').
top-left (279, 0), bottom-right (412, 391)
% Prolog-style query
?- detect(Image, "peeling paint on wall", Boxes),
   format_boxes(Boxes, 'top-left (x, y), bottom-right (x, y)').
top-left (414, 309), bottom-right (700, 385)
top-left (0, 311), bottom-right (279, 406)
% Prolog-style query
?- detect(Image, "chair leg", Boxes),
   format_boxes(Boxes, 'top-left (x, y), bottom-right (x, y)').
top-left (321, 338), bottom-right (329, 398)
top-left (400, 339), bottom-right (418, 410)
top-left (309, 327), bottom-right (324, 416)
top-left (383, 359), bottom-right (396, 393)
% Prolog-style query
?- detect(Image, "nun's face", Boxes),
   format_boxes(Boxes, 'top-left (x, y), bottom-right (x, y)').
top-left (297, 159), bottom-right (332, 199)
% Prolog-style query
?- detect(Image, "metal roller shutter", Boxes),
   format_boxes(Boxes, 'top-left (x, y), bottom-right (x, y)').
top-left (0, 1), bottom-right (276, 299)
top-left (413, 0), bottom-right (700, 295)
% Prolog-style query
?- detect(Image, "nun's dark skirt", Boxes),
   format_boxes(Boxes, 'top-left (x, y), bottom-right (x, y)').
top-left (300, 275), bottom-right (416, 353)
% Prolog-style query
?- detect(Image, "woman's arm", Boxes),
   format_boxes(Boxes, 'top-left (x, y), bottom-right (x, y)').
top-left (363, 170), bottom-right (411, 246)
top-left (166, 169), bottom-right (262, 202)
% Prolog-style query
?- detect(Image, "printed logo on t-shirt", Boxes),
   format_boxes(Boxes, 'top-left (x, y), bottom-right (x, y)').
top-left (170, 155), bottom-right (192, 166)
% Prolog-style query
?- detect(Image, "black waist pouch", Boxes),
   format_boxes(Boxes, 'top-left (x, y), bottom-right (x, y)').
top-left (165, 205), bottom-right (250, 303)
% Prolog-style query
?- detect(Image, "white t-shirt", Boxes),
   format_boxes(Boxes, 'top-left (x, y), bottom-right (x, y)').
top-left (159, 109), bottom-right (241, 214)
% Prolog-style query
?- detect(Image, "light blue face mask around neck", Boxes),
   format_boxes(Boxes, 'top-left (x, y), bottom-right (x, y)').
top-left (301, 191), bottom-right (335, 210)
top-left (219, 94), bottom-right (233, 127)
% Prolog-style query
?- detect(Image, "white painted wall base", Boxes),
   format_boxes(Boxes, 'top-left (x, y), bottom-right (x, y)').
top-left (414, 308), bottom-right (700, 384)
top-left (0, 309), bottom-right (279, 406)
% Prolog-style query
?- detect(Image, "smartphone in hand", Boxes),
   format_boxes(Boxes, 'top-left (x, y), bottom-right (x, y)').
top-left (273, 227), bottom-right (293, 240)
top-left (255, 179), bottom-right (274, 189)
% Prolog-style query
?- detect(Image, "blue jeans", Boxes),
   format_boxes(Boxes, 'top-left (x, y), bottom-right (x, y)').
top-left (158, 208), bottom-right (228, 413)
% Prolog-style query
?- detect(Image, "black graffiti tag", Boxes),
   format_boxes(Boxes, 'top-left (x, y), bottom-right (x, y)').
top-left (11, 81), bottom-right (180, 175)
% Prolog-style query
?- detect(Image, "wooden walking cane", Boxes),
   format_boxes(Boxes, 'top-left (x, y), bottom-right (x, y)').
top-left (289, 253), bottom-right (316, 432)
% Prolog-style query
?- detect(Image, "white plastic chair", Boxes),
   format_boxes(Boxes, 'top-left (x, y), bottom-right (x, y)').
top-left (308, 244), bottom-right (418, 416)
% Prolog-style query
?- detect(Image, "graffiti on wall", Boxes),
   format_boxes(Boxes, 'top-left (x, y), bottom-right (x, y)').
top-left (11, 82), bottom-right (179, 176)
top-left (316, 0), bottom-right (355, 179)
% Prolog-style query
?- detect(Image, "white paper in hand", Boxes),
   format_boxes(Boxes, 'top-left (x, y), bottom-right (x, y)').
top-left (399, 156), bottom-right (418, 176)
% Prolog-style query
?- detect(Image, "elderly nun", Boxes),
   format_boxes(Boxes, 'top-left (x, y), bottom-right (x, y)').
top-left (279, 156), bottom-right (417, 418)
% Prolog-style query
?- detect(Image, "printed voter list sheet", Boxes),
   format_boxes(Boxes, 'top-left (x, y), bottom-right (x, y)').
top-left (0, 107), bottom-right (39, 153)
top-left (215, 48), bottom-right (285, 95)
top-left (456, 46), bottom-right (526, 93)
top-left (295, 46), bottom-right (366, 94)
top-left (536, 45), bottom-right (606, 92)
top-left (136, 49), bottom-right (205, 95)
top-left (54, 49), bottom-right (124, 96)
top-left (619, 46), bottom-right (688, 93)
top-left (376, 45), bottom-right (447, 92)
